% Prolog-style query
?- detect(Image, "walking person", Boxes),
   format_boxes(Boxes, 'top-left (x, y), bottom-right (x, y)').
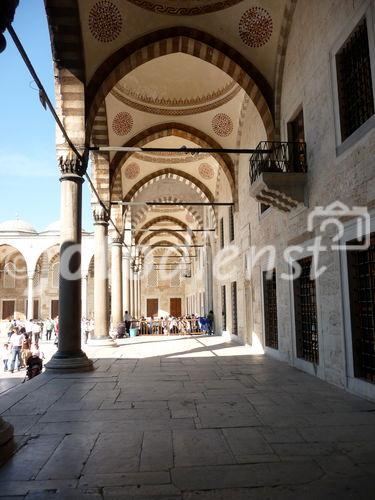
top-left (123, 311), bottom-right (132, 335)
top-left (207, 310), bottom-right (214, 335)
top-left (45, 318), bottom-right (54, 341)
top-left (9, 328), bottom-right (24, 373)
top-left (2, 343), bottom-right (9, 371)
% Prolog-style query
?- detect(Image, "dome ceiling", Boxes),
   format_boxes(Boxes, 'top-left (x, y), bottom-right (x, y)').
top-left (125, 0), bottom-right (244, 16)
top-left (112, 54), bottom-right (240, 116)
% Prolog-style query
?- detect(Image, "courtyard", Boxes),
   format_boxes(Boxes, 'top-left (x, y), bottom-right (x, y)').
top-left (0, 336), bottom-right (374, 499)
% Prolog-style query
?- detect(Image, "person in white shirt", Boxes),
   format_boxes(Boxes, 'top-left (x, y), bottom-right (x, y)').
top-left (9, 328), bottom-right (24, 372)
top-left (123, 311), bottom-right (132, 335)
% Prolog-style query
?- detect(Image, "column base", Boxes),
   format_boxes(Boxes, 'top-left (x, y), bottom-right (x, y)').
top-left (87, 337), bottom-right (117, 347)
top-left (45, 351), bottom-right (94, 372)
top-left (0, 417), bottom-right (15, 465)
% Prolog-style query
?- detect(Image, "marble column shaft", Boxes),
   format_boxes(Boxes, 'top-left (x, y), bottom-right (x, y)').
top-left (111, 238), bottom-right (123, 327)
top-left (93, 207), bottom-right (110, 339)
top-left (46, 155), bottom-right (92, 371)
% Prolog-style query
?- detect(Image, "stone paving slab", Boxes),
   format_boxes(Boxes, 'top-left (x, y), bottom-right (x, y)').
top-left (0, 336), bottom-right (374, 498)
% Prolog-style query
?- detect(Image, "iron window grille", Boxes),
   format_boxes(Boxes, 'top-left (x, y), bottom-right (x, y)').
top-left (336, 17), bottom-right (374, 142)
top-left (220, 217), bottom-right (224, 249)
top-left (231, 281), bottom-right (238, 336)
top-left (347, 233), bottom-right (375, 384)
top-left (294, 256), bottom-right (319, 364)
top-left (263, 270), bottom-right (278, 349)
top-left (222, 285), bottom-right (227, 330)
top-left (229, 206), bottom-right (235, 242)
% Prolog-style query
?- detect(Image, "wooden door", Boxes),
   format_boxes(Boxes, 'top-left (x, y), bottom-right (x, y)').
top-left (147, 298), bottom-right (158, 317)
top-left (51, 300), bottom-right (59, 319)
top-left (2, 300), bottom-right (15, 320)
top-left (170, 298), bottom-right (182, 317)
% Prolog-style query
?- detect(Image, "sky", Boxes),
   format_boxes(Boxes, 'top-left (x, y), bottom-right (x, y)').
top-left (0, 0), bottom-right (93, 232)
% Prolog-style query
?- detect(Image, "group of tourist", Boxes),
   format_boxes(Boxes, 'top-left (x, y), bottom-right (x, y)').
top-left (2, 324), bottom-right (44, 378)
top-left (117, 310), bottom-right (215, 337)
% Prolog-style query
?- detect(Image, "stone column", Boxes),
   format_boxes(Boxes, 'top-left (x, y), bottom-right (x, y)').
top-left (111, 238), bottom-right (123, 327)
top-left (122, 252), bottom-right (130, 313)
top-left (27, 272), bottom-right (34, 320)
top-left (129, 265), bottom-right (134, 317)
top-left (204, 243), bottom-right (213, 314)
top-left (46, 155), bottom-right (93, 371)
top-left (137, 274), bottom-right (142, 316)
top-left (91, 206), bottom-right (114, 344)
top-left (133, 272), bottom-right (139, 318)
top-left (82, 272), bottom-right (88, 319)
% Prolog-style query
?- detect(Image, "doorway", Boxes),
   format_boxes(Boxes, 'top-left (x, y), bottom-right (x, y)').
top-left (51, 299), bottom-right (59, 319)
top-left (2, 300), bottom-right (15, 320)
top-left (170, 297), bottom-right (182, 317)
top-left (147, 298), bottom-right (158, 317)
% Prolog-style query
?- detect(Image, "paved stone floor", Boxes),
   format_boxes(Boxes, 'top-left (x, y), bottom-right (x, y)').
top-left (0, 335), bottom-right (374, 499)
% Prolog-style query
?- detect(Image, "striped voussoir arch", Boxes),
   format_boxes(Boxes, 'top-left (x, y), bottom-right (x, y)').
top-left (45, 0), bottom-right (86, 147)
top-left (131, 196), bottom-right (204, 230)
top-left (274, 0), bottom-right (298, 139)
top-left (135, 216), bottom-right (197, 245)
top-left (86, 28), bottom-right (275, 144)
top-left (137, 230), bottom-right (188, 247)
top-left (109, 123), bottom-right (236, 204)
top-left (123, 169), bottom-right (214, 203)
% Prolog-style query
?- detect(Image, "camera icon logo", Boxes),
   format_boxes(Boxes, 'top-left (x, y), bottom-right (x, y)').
top-left (307, 201), bottom-right (370, 251)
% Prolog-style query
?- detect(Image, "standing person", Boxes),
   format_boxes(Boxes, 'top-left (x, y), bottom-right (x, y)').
top-left (207, 310), bottom-right (214, 335)
top-left (9, 328), bottom-right (24, 373)
top-left (21, 333), bottom-right (32, 368)
top-left (2, 343), bottom-right (9, 371)
top-left (31, 320), bottom-right (41, 347)
top-left (53, 317), bottom-right (59, 346)
top-left (123, 311), bottom-right (132, 335)
top-left (45, 318), bottom-right (54, 341)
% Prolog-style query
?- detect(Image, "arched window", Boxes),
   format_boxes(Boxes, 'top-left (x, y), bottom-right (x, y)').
top-left (51, 261), bottom-right (59, 289)
top-left (170, 271), bottom-right (180, 288)
top-left (147, 268), bottom-right (158, 287)
top-left (3, 263), bottom-right (16, 288)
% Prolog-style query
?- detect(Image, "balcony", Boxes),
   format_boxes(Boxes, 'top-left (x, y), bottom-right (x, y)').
top-left (249, 141), bottom-right (307, 212)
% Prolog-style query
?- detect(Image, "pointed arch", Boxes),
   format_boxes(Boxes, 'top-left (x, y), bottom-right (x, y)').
top-left (111, 123), bottom-right (235, 203)
top-left (86, 27), bottom-right (274, 143)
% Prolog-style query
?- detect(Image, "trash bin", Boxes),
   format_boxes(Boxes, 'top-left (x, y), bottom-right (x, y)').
top-left (129, 327), bottom-right (138, 337)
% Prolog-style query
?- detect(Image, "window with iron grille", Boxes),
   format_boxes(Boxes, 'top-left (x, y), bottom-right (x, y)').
top-left (220, 217), bottom-right (224, 248)
top-left (287, 108), bottom-right (306, 172)
top-left (231, 281), bottom-right (238, 336)
top-left (263, 270), bottom-right (278, 349)
top-left (229, 206), bottom-right (235, 241)
top-left (347, 233), bottom-right (375, 384)
top-left (293, 256), bottom-right (319, 364)
top-left (221, 285), bottom-right (226, 330)
top-left (336, 17), bottom-right (374, 142)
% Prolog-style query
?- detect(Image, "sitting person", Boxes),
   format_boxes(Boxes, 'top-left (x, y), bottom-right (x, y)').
top-left (26, 354), bottom-right (43, 380)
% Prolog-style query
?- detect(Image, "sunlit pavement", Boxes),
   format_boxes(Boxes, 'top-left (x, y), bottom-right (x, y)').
top-left (0, 335), bottom-right (374, 499)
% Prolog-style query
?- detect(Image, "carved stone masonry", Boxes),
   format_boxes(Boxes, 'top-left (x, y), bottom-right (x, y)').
top-left (93, 205), bottom-right (110, 225)
top-left (59, 154), bottom-right (86, 177)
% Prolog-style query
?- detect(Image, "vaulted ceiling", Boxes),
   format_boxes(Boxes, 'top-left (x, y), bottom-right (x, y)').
top-left (45, 0), bottom-right (297, 263)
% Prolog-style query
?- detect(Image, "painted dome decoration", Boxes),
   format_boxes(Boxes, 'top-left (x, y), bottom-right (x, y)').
top-left (112, 111), bottom-right (134, 136)
top-left (0, 219), bottom-right (37, 234)
top-left (126, 0), bottom-right (243, 16)
top-left (239, 7), bottom-right (273, 48)
top-left (124, 162), bottom-right (141, 179)
top-left (89, 1), bottom-right (122, 43)
top-left (212, 113), bottom-right (233, 137)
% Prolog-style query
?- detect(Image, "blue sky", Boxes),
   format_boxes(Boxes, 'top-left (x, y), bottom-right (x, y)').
top-left (0, 0), bottom-right (93, 232)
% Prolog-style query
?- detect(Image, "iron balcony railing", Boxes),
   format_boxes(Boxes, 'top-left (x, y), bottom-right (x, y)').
top-left (250, 141), bottom-right (307, 184)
